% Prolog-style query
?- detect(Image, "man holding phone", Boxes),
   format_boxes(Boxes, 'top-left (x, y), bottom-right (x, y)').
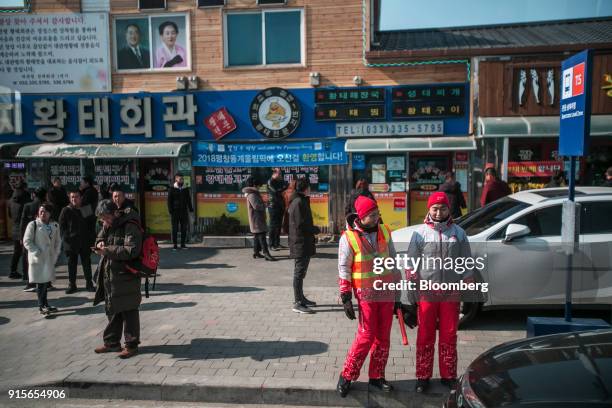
top-left (92, 200), bottom-right (143, 359)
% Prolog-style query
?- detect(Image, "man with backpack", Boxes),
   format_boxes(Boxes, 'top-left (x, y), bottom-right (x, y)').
top-left (92, 199), bottom-right (144, 359)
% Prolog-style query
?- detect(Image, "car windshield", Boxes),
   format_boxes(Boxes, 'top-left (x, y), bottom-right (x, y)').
top-left (458, 197), bottom-right (530, 236)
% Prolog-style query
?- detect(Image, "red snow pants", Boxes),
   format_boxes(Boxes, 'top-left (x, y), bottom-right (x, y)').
top-left (416, 300), bottom-right (459, 380)
top-left (341, 300), bottom-right (394, 381)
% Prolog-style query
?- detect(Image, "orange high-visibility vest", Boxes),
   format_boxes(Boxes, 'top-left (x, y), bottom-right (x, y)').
top-left (344, 224), bottom-right (395, 289)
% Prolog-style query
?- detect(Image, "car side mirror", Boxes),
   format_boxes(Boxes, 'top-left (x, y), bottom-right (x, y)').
top-left (503, 223), bottom-right (530, 243)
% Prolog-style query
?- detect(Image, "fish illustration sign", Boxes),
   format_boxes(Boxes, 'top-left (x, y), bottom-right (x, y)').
top-left (559, 49), bottom-right (592, 157)
top-left (250, 87), bottom-right (301, 139)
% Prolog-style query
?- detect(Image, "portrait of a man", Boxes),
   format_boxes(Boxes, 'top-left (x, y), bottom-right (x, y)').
top-left (116, 21), bottom-right (151, 70)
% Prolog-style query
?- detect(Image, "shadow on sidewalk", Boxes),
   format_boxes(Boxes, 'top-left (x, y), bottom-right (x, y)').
top-left (44, 301), bottom-right (198, 318)
top-left (168, 263), bottom-right (236, 270)
top-left (0, 316), bottom-right (9, 325)
top-left (150, 283), bottom-right (264, 295)
top-left (138, 338), bottom-right (328, 361)
top-left (0, 296), bottom-right (91, 310)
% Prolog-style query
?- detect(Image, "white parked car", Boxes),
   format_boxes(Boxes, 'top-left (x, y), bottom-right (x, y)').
top-left (392, 187), bottom-right (612, 324)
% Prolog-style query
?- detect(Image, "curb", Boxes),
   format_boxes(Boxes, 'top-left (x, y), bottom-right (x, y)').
top-left (17, 375), bottom-right (448, 407)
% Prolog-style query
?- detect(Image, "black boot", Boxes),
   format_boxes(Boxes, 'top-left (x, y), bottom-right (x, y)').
top-left (301, 297), bottom-right (316, 307)
top-left (369, 378), bottom-right (393, 392)
top-left (253, 253), bottom-right (264, 259)
top-left (415, 378), bottom-right (430, 393)
top-left (264, 253), bottom-right (277, 261)
top-left (337, 375), bottom-right (351, 398)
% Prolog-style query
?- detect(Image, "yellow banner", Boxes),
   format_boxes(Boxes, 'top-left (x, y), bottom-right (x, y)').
top-left (144, 192), bottom-right (171, 234)
top-left (373, 192), bottom-right (407, 230)
top-left (197, 192), bottom-right (329, 228)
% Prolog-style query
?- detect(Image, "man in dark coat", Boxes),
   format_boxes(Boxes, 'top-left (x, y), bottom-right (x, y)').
top-left (480, 168), bottom-right (512, 207)
top-left (288, 178), bottom-right (320, 314)
top-left (7, 181), bottom-right (30, 279)
top-left (167, 174), bottom-right (193, 250)
top-left (20, 187), bottom-right (47, 291)
top-left (117, 23), bottom-right (151, 70)
top-left (80, 176), bottom-right (99, 243)
top-left (59, 190), bottom-right (95, 294)
top-left (438, 172), bottom-right (467, 219)
top-left (110, 184), bottom-right (138, 213)
top-left (48, 177), bottom-right (69, 221)
top-left (267, 168), bottom-right (287, 250)
top-left (93, 200), bottom-right (143, 359)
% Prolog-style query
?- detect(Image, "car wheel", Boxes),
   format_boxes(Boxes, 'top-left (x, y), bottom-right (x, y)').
top-left (459, 302), bottom-right (481, 327)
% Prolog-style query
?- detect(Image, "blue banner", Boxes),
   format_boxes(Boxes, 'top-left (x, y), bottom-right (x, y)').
top-left (193, 139), bottom-right (347, 167)
top-left (0, 85), bottom-right (470, 144)
top-left (559, 50), bottom-right (592, 157)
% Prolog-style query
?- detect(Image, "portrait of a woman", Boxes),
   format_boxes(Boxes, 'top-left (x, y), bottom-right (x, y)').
top-left (155, 21), bottom-right (187, 68)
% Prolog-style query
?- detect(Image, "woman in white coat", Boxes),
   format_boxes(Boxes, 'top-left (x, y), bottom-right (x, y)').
top-left (23, 203), bottom-right (62, 315)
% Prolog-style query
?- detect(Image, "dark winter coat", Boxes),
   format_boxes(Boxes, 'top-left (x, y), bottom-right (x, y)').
top-left (80, 185), bottom-right (99, 220)
top-left (243, 187), bottom-right (267, 234)
top-left (345, 188), bottom-right (376, 215)
top-left (20, 198), bottom-right (41, 239)
top-left (58, 205), bottom-right (94, 253)
top-left (288, 192), bottom-right (319, 259)
top-left (438, 181), bottom-right (467, 219)
top-left (93, 210), bottom-right (143, 315)
top-left (7, 188), bottom-right (30, 239)
top-left (480, 179), bottom-right (512, 207)
top-left (267, 178), bottom-right (287, 227)
top-left (48, 186), bottom-right (69, 221)
top-left (167, 185), bottom-right (193, 217)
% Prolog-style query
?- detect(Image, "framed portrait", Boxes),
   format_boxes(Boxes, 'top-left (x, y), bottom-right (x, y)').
top-left (113, 12), bottom-right (190, 73)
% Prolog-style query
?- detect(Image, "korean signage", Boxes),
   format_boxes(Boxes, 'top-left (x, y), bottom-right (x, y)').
top-left (336, 121), bottom-right (443, 137)
top-left (0, 13), bottom-right (111, 93)
top-left (391, 83), bottom-right (466, 119)
top-left (195, 166), bottom-right (329, 192)
top-left (507, 161), bottom-right (563, 178)
top-left (204, 107), bottom-right (236, 141)
top-left (559, 50), bottom-right (592, 157)
top-left (0, 86), bottom-right (470, 143)
top-left (193, 140), bottom-right (347, 167)
top-left (315, 87), bottom-right (385, 122)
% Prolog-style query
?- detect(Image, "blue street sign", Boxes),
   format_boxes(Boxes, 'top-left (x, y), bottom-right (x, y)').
top-left (559, 49), bottom-right (592, 157)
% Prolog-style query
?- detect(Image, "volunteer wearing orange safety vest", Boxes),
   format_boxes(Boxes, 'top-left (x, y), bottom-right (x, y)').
top-left (336, 195), bottom-right (402, 397)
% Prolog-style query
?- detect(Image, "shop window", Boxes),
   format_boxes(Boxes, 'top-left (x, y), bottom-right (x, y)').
top-left (580, 201), bottom-right (612, 234)
top-left (225, 9), bottom-right (303, 67)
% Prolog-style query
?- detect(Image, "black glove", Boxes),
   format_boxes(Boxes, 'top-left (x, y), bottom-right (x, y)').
top-left (401, 304), bottom-right (418, 329)
top-left (341, 292), bottom-right (356, 320)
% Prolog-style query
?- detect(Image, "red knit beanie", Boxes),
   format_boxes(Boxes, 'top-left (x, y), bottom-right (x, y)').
top-left (427, 192), bottom-right (450, 209)
top-left (355, 196), bottom-right (378, 219)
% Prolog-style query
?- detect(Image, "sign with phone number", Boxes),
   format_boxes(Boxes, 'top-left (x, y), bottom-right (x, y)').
top-left (336, 121), bottom-right (443, 137)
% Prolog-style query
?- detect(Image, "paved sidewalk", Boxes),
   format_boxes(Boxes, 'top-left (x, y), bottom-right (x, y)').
top-left (0, 243), bottom-right (526, 407)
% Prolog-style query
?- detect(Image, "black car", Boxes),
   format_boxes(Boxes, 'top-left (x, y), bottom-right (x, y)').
top-left (445, 329), bottom-right (612, 408)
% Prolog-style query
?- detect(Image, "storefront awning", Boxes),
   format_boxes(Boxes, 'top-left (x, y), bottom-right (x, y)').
top-left (16, 143), bottom-right (191, 159)
top-left (477, 115), bottom-right (612, 138)
top-left (344, 137), bottom-right (476, 152)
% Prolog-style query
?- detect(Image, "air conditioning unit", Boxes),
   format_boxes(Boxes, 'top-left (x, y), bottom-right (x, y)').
top-left (138, 0), bottom-right (166, 10)
top-left (257, 0), bottom-right (287, 5)
top-left (197, 0), bottom-right (226, 7)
